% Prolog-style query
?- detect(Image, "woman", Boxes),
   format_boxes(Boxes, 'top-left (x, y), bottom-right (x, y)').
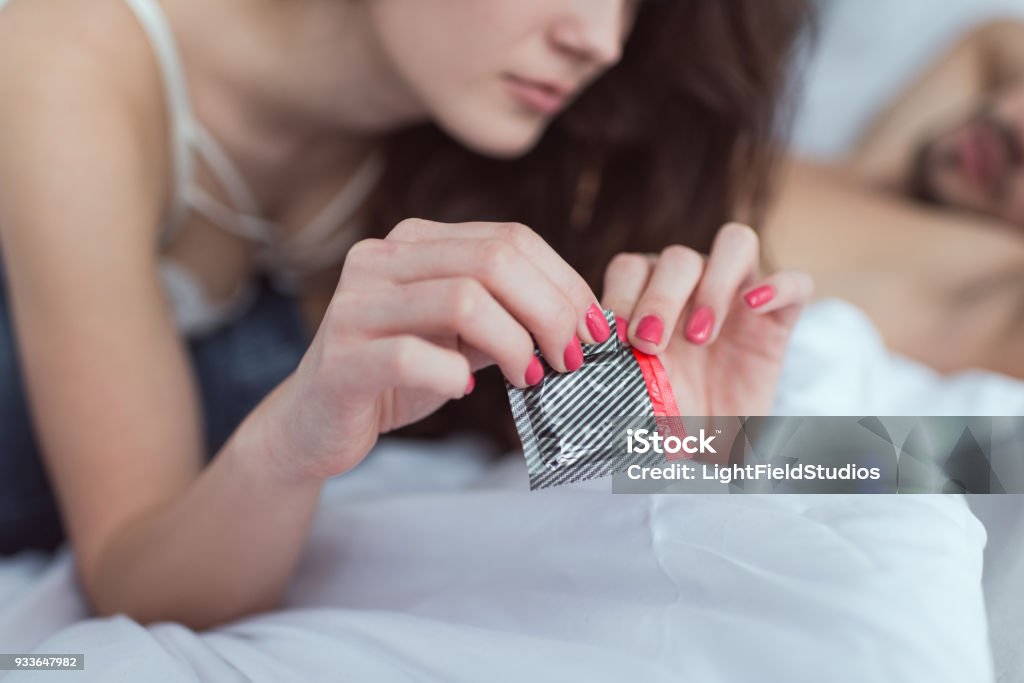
top-left (0, 0), bottom-right (813, 628)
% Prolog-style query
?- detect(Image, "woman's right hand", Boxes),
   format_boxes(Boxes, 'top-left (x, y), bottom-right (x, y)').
top-left (248, 219), bottom-right (612, 482)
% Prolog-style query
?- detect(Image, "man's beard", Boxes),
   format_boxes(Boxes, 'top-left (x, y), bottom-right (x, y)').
top-left (910, 103), bottom-right (1024, 215)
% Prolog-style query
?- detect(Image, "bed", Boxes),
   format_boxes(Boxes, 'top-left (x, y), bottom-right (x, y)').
top-left (1, 297), bottom-right (1022, 681)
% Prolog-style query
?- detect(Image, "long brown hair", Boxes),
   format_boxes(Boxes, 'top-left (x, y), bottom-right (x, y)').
top-left (370, 0), bottom-right (815, 452)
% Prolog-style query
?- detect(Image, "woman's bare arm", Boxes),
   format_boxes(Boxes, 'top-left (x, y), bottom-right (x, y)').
top-left (850, 19), bottom-right (1024, 188)
top-left (0, 0), bottom-right (322, 629)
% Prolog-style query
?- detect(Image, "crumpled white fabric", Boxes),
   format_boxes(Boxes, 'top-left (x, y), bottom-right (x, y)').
top-left (2, 297), bottom-right (1019, 682)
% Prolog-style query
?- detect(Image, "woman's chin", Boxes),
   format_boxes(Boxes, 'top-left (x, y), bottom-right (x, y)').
top-left (444, 117), bottom-right (547, 160)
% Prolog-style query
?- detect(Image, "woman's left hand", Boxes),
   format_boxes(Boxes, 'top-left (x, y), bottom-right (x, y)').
top-left (601, 222), bottom-right (814, 417)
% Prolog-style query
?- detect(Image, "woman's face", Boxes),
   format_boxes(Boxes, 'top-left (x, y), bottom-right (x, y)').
top-left (918, 85), bottom-right (1024, 226)
top-left (365, 0), bottom-right (643, 158)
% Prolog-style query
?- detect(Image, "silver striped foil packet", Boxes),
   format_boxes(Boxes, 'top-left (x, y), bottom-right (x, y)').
top-left (505, 308), bottom-right (682, 490)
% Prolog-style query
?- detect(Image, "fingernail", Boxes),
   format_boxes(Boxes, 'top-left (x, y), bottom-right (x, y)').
top-left (464, 374), bottom-right (476, 395)
top-left (586, 303), bottom-right (611, 343)
top-left (636, 315), bottom-right (663, 345)
top-left (525, 356), bottom-right (544, 386)
top-left (685, 306), bottom-right (715, 344)
top-left (744, 285), bottom-right (775, 309)
top-left (563, 336), bottom-right (584, 372)
top-left (615, 316), bottom-right (630, 345)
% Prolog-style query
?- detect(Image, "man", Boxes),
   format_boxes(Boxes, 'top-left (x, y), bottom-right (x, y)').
top-left (765, 19), bottom-right (1024, 379)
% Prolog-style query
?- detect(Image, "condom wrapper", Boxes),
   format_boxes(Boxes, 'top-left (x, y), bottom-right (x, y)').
top-left (505, 308), bottom-right (685, 490)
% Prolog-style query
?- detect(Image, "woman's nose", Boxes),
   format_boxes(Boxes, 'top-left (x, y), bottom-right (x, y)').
top-left (549, 0), bottom-right (629, 69)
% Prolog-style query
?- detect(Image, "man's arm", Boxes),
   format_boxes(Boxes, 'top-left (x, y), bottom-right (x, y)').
top-left (765, 158), bottom-right (1024, 378)
top-left (850, 19), bottom-right (1024, 189)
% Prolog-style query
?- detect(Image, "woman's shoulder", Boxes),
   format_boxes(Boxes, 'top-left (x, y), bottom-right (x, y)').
top-left (0, 0), bottom-right (173, 215)
top-left (0, 0), bottom-right (165, 113)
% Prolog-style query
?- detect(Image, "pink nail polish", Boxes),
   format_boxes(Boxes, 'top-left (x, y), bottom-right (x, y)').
top-left (525, 356), bottom-right (544, 386)
top-left (564, 336), bottom-right (584, 372)
top-left (744, 285), bottom-right (775, 309)
top-left (636, 315), bottom-right (663, 345)
top-left (586, 303), bottom-right (611, 343)
top-left (464, 374), bottom-right (475, 395)
top-left (685, 306), bottom-right (715, 344)
top-left (615, 316), bottom-right (630, 345)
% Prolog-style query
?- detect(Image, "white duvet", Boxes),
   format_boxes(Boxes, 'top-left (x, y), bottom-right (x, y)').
top-left (1, 298), bottom-right (1021, 682)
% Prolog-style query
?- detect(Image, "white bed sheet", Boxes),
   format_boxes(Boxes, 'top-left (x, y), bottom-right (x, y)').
top-left (1, 297), bottom-right (1021, 682)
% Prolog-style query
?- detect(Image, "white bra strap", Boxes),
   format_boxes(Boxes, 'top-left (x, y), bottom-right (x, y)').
top-left (183, 185), bottom-right (277, 243)
top-left (123, 0), bottom-right (273, 246)
top-left (266, 217), bottom-right (364, 284)
top-left (184, 123), bottom-right (284, 243)
top-left (283, 151), bottom-right (385, 252)
top-left (121, 0), bottom-right (196, 243)
top-left (262, 152), bottom-right (384, 288)
top-left (189, 124), bottom-right (266, 220)
top-left (159, 258), bottom-right (258, 336)
top-left (301, 220), bottom-right (362, 269)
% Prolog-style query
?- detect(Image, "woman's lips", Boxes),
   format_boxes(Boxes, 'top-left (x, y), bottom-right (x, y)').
top-left (503, 75), bottom-right (570, 115)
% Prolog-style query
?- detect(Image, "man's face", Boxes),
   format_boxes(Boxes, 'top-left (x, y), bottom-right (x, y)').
top-left (914, 85), bottom-right (1024, 226)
